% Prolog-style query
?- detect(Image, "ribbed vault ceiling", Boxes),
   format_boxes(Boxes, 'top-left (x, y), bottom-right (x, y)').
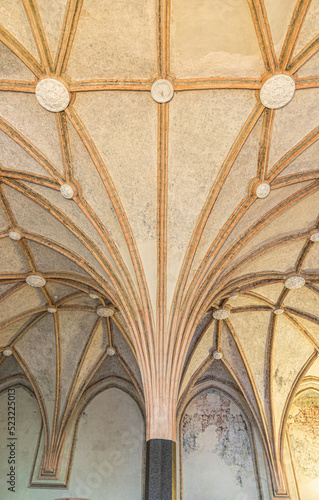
top-left (0, 0), bottom-right (319, 494)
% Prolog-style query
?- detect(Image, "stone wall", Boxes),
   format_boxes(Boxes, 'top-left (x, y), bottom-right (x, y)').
top-left (180, 388), bottom-right (261, 500)
top-left (286, 389), bottom-right (319, 499)
top-left (0, 386), bottom-right (144, 500)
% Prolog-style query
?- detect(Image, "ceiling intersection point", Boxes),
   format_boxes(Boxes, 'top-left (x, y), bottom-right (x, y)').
top-left (60, 183), bottom-right (74, 199)
top-left (284, 276), bottom-right (306, 289)
top-left (151, 79), bottom-right (174, 103)
top-left (26, 275), bottom-right (47, 287)
top-left (213, 351), bottom-right (223, 360)
top-left (97, 306), bottom-right (114, 317)
top-left (260, 74), bottom-right (295, 109)
top-left (47, 307), bottom-right (57, 313)
top-left (256, 182), bottom-right (271, 199)
top-left (3, 349), bottom-right (13, 356)
top-left (8, 230), bottom-right (22, 241)
top-left (213, 309), bottom-right (230, 320)
top-left (35, 78), bottom-right (70, 112)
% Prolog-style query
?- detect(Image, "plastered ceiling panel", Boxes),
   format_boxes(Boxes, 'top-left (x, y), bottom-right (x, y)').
top-left (36, 0), bottom-right (67, 61)
top-left (0, 1), bottom-right (319, 490)
top-left (67, 0), bottom-right (157, 79)
top-left (272, 314), bottom-right (313, 438)
top-left (167, 89), bottom-right (256, 311)
top-left (170, 0), bottom-right (264, 77)
top-left (293, 0), bottom-right (319, 57)
top-left (0, 285), bottom-right (44, 325)
top-left (0, 41), bottom-right (35, 80)
top-left (268, 90), bottom-right (319, 169)
top-left (263, 0), bottom-right (297, 58)
top-left (0, 0), bottom-right (39, 59)
top-left (230, 311), bottom-right (270, 411)
top-left (0, 92), bottom-right (64, 172)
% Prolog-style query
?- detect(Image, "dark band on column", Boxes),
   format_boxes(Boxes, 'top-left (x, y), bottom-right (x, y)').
top-left (145, 439), bottom-right (176, 500)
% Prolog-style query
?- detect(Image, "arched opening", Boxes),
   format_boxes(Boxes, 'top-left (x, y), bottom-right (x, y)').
top-left (69, 387), bottom-right (145, 500)
top-left (180, 387), bottom-right (262, 500)
top-left (285, 388), bottom-right (319, 500)
top-left (0, 384), bottom-right (145, 500)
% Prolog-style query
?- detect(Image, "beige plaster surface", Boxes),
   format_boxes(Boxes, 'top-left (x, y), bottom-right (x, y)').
top-left (72, 319), bottom-right (105, 396)
top-left (285, 286), bottom-right (319, 318)
top-left (251, 283), bottom-right (285, 304)
top-left (221, 324), bottom-right (259, 416)
top-left (297, 50), bottom-right (319, 76)
top-left (167, 89), bottom-right (256, 310)
top-left (232, 239), bottom-right (305, 278)
top-left (67, 116), bottom-right (129, 264)
top-left (0, 41), bottom-right (34, 80)
top-left (264, 0), bottom-right (297, 58)
top-left (0, 285), bottom-right (44, 325)
top-left (294, 315), bottom-right (319, 347)
top-left (0, 1), bottom-right (319, 494)
top-left (59, 310), bottom-right (97, 412)
top-left (67, 0), bottom-right (157, 79)
top-left (0, 93), bottom-right (64, 172)
top-left (272, 314), bottom-right (313, 437)
top-left (303, 242), bottom-right (319, 271)
top-left (171, 0), bottom-right (263, 77)
top-left (293, 0), bottom-right (319, 57)
top-left (36, 0), bottom-right (67, 61)
top-left (231, 311), bottom-right (270, 408)
top-left (268, 90), bottom-right (319, 169)
top-left (16, 314), bottom-right (57, 422)
top-left (0, 238), bottom-right (29, 273)
top-left (278, 136), bottom-right (319, 177)
top-left (0, 317), bottom-right (31, 348)
top-left (0, 0), bottom-right (39, 59)
top-left (180, 321), bottom-right (214, 396)
top-left (0, 128), bottom-right (49, 176)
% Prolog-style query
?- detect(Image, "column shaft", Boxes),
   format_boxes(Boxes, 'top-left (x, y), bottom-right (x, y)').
top-left (145, 439), bottom-right (176, 500)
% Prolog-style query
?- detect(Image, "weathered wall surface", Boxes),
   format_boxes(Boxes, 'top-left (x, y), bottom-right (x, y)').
top-left (287, 389), bottom-right (319, 500)
top-left (0, 386), bottom-right (144, 500)
top-left (181, 388), bottom-right (260, 500)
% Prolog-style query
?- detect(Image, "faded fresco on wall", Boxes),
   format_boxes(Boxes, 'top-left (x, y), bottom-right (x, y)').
top-left (287, 390), bottom-right (319, 499)
top-left (181, 389), bottom-right (259, 500)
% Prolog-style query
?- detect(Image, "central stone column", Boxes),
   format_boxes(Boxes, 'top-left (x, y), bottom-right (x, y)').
top-left (145, 439), bottom-right (176, 500)
top-left (145, 394), bottom-right (177, 499)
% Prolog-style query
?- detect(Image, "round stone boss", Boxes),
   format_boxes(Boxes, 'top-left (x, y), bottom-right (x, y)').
top-left (310, 232), bottom-right (319, 242)
top-left (60, 184), bottom-right (74, 199)
top-left (213, 351), bottom-right (223, 360)
top-left (151, 79), bottom-right (174, 103)
top-left (213, 309), bottom-right (230, 320)
top-left (284, 276), bottom-right (306, 290)
top-left (47, 307), bottom-right (57, 313)
top-left (96, 307), bottom-right (114, 317)
top-left (256, 182), bottom-right (271, 199)
top-left (8, 231), bottom-right (22, 241)
top-left (26, 274), bottom-right (46, 287)
top-left (260, 75), bottom-right (295, 109)
top-left (36, 78), bottom-right (70, 112)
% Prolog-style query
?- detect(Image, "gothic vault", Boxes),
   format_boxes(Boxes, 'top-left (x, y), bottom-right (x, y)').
top-left (0, 1), bottom-right (319, 499)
